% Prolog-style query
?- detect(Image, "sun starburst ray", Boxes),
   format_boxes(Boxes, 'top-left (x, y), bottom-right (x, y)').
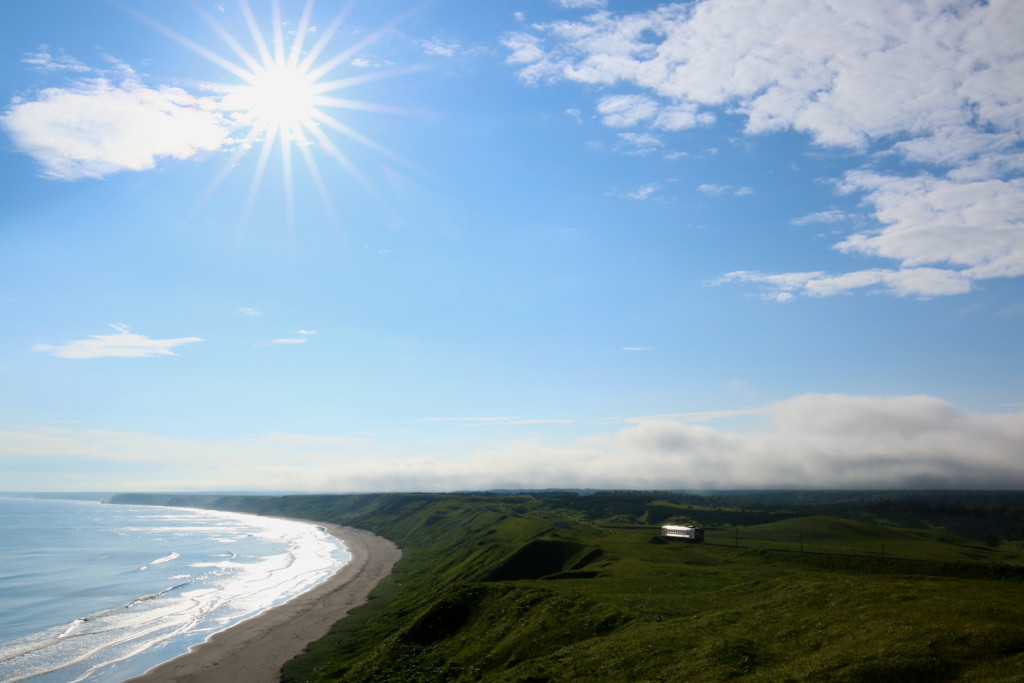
top-left (314, 97), bottom-right (420, 116)
top-left (281, 122), bottom-right (297, 256)
top-left (286, 0), bottom-right (318, 70)
top-left (115, 2), bottom-right (253, 81)
top-left (239, 0), bottom-right (275, 70)
top-left (297, 1), bottom-right (357, 74)
top-left (121, 0), bottom-right (424, 232)
top-left (303, 6), bottom-right (420, 83)
top-left (297, 141), bottom-right (341, 226)
top-left (192, 110), bottom-right (273, 212)
top-left (309, 109), bottom-right (422, 175)
top-left (270, 0), bottom-right (286, 66)
top-left (193, 4), bottom-right (263, 76)
top-left (189, 140), bottom-right (254, 220)
top-left (304, 122), bottom-right (383, 201)
top-left (311, 64), bottom-right (428, 95)
top-left (242, 125), bottom-right (278, 226)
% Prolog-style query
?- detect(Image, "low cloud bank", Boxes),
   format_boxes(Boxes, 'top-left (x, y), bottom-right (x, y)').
top-left (4, 394), bottom-right (1023, 492)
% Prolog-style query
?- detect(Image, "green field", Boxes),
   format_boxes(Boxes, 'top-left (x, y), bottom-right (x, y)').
top-left (707, 515), bottom-right (1024, 564)
top-left (110, 491), bottom-right (1024, 681)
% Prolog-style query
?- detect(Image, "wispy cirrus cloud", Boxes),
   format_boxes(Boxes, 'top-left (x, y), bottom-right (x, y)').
top-left (712, 267), bottom-right (973, 302)
top-left (595, 94), bottom-right (659, 128)
top-left (421, 39), bottom-right (462, 57)
top-left (627, 185), bottom-right (658, 200)
top-left (553, 0), bottom-right (607, 9)
top-left (418, 416), bottom-right (575, 426)
top-left (266, 329), bottom-right (318, 345)
top-left (618, 132), bottom-right (662, 155)
top-left (698, 183), bottom-right (753, 197)
top-left (33, 323), bottom-right (203, 359)
top-left (790, 209), bottom-right (855, 226)
top-left (504, 0), bottom-right (1024, 300)
top-left (22, 45), bottom-right (91, 73)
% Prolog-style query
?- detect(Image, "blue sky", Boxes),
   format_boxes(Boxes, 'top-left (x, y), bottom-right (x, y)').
top-left (2, 0), bottom-right (1023, 492)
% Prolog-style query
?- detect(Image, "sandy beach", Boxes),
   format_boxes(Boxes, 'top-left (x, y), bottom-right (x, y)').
top-left (126, 523), bottom-right (400, 683)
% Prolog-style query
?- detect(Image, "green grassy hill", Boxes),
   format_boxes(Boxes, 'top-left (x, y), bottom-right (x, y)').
top-left (109, 492), bottom-right (1024, 682)
top-left (708, 515), bottom-right (1023, 564)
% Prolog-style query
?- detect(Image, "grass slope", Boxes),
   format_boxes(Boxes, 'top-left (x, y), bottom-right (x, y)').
top-left (109, 492), bottom-right (1024, 682)
top-left (709, 515), bottom-right (1023, 564)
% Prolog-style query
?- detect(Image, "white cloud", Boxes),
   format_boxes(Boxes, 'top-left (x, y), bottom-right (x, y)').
top-left (619, 132), bottom-right (661, 149)
top-left (502, 33), bottom-right (557, 84)
top-left (511, 0), bottom-right (1023, 156)
top-left (1, 57), bottom-right (230, 180)
top-left (699, 183), bottom-right (752, 197)
top-left (698, 183), bottom-right (727, 196)
top-left (266, 329), bottom-right (317, 345)
top-left (3, 81), bottom-right (228, 181)
top-left (33, 324), bottom-right (203, 359)
top-left (836, 173), bottom-right (1024, 281)
top-left (504, 0), bottom-right (1024, 300)
top-left (790, 210), bottom-right (854, 226)
top-left (614, 132), bottom-right (663, 156)
top-left (621, 346), bottom-right (654, 351)
top-left (239, 307), bottom-right (263, 316)
top-left (422, 39), bottom-right (461, 57)
top-left (22, 46), bottom-right (90, 73)
top-left (554, 0), bottom-right (607, 8)
top-left (728, 172), bottom-right (1024, 298)
top-left (627, 184), bottom-right (658, 200)
top-left (4, 394), bottom-right (1023, 491)
top-left (654, 103), bottom-right (714, 131)
top-left (596, 94), bottom-right (658, 127)
top-left (714, 267), bottom-right (974, 300)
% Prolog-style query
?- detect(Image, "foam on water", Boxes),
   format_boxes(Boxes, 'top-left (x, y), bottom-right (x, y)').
top-left (0, 498), bottom-right (350, 683)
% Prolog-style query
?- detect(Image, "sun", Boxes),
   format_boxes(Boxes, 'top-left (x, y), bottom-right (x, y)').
top-left (234, 63), bottom-right (320, 133)
top-left (127, 0), bottom-right (420, 228)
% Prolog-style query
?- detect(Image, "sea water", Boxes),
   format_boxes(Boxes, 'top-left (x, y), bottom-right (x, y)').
top-left (0, 497), bottom-right (350, 683)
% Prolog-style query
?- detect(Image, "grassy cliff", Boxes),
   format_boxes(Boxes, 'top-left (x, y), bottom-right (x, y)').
top-left (109, 491), bottom-right (1024, 681)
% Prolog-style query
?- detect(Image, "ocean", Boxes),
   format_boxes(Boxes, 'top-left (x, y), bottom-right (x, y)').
top-left (0, 497), bottom-right (351, 683)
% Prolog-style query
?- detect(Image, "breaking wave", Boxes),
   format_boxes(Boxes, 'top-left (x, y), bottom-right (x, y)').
top-left (0, 502), bottom-right (350, 683)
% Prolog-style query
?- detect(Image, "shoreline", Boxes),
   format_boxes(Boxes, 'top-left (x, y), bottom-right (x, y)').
top-left (126, 522), bottom-right (401, 683)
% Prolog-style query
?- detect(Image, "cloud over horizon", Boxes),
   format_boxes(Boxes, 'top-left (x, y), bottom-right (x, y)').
top-left (504, 0), bottom-right (1024, 300)
top-left (5, 394), bottom-right (1022, 492)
